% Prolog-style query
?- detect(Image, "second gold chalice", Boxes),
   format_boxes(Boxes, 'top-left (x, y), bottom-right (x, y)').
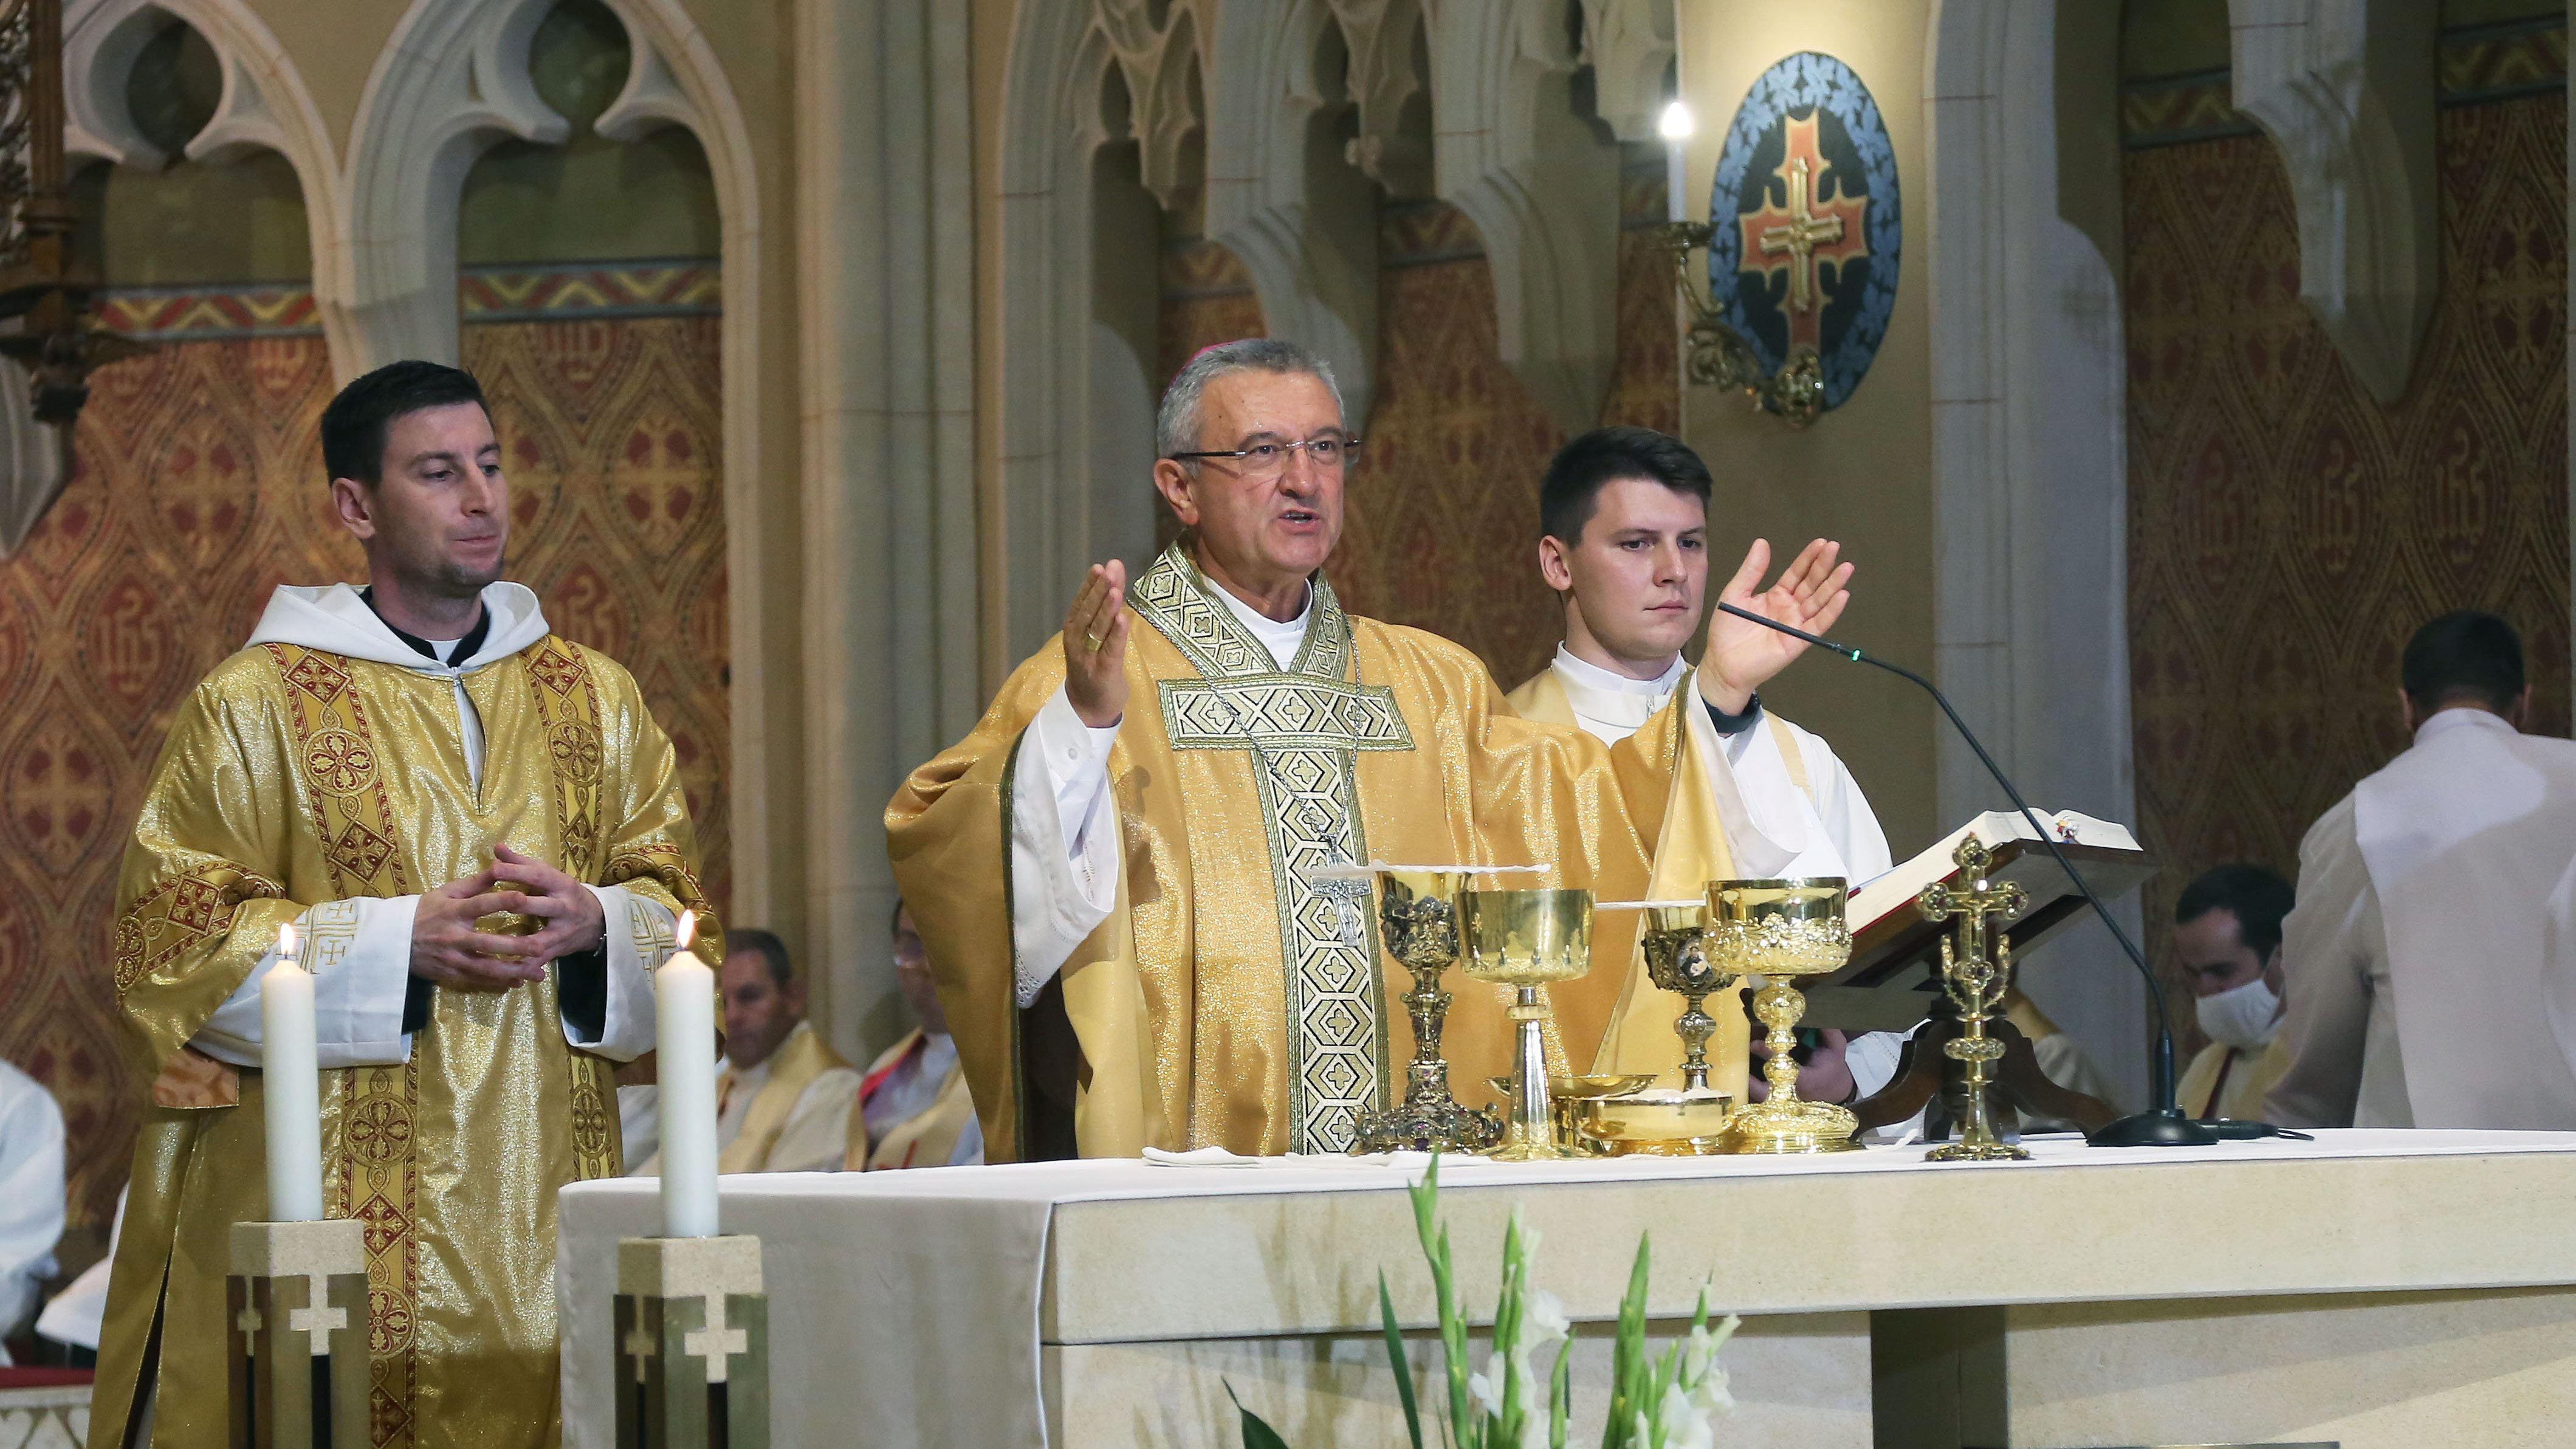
top-left (1458, 887), bottom-right (1594, 1162)
top-left (1705, 878), bottom-right (1862, 1154)
top-left (1639, 902), bottom-right (1736, 1093)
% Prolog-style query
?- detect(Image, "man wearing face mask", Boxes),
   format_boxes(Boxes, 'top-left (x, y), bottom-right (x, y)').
top-left (2170, 865), bottom-right (2295, 1122)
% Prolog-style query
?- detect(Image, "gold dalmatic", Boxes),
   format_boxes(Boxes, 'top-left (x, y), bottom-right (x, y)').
top-left (94, 636), bottom-right (715, 1449)
top-left (1130, 551), bottom-right (1413, 1153)
top-left (888, 542), bottom-right (1683, 1163)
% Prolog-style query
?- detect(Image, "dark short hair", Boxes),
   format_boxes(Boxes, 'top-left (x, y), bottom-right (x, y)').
top-left (320, 360), bottom-right (490, 486)
top-left (724, 927), bottom-right (793, 988)
top-left (2174, 864), bottom-right (2295, 965)
top-left (2400, 610), bottom-right (2524, 715)
top-left (1538, 427), bottom-right (1712, 545)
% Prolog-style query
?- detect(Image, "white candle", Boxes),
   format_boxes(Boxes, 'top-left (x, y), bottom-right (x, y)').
top-left (261, 921), bottom-right (323, 1222)
top-left (1661, 100), bottom-right (1696, 223)
top-left (655, 911), bottom-right (720, 1238)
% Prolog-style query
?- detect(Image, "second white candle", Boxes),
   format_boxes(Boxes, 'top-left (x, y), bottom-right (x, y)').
top-left (261, 920), bottom-right (323, 1222)
top-left (654, 911), bottom-right (720, 1238)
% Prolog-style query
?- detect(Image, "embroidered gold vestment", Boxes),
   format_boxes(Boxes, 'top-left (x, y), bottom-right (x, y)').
top-left (888, 546), bottom-right (1684, 1159)
top-left (93, 635), bottom-right (715, 1449)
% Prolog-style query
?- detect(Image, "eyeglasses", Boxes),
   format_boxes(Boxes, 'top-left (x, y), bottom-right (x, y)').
top-left (1167, 435), bottom-right (1362, 477)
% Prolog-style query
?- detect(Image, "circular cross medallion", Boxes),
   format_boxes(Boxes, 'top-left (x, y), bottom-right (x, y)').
top-left (1705, 52), bottom-right (1901, 413)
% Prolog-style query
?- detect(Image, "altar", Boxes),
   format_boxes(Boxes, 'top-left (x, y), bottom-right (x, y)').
top-left (558, 1131), bottom-right (2576, 1448)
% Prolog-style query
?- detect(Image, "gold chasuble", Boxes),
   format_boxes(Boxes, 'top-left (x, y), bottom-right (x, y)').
top-left (889, 545), bottom-right (1680, 1160)
top-left (94, 587), bottom-right (716, 1449)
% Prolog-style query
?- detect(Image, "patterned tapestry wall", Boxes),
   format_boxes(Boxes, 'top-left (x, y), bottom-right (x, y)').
top-left (0, 274), bottom-right (728, 1239)
top-left (1158, 147), bottom-right (1680, 689)
top-left (2125, 77), bottom-right (2569, 1049)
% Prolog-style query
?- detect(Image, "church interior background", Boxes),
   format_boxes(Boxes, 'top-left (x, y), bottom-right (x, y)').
top-left (0, 0), bottom-right (2563, 1312)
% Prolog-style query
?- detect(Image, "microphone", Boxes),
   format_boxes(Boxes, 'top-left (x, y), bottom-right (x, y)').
top-left (1712, 599), bottom-right (2253, 1148)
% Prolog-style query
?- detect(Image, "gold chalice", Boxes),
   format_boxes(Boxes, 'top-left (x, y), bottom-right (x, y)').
top-left (1638, 902), bottom-right (1735, 1093)
top-left (1704, 878), bottom-right (1862, 1154)
top-left (1457, 887), bottom-right (1593, 1162)
top-left (1352, 869), bottom-right (1503, 1154)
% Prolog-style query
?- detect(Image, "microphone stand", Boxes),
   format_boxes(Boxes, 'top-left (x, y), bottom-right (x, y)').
top-left (1712, 600), bottom-right (2232, 1147)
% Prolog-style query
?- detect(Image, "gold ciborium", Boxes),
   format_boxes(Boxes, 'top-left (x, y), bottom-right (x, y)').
top-left (1705, 878), bottom-right (1862, 1154)
top-left (1352, 869), bottom-right (1503, 1154)
top-left (1638, 902), bottom-right (1736, 1093)
top-left (1458, 887), bottom-right (1594, 1162)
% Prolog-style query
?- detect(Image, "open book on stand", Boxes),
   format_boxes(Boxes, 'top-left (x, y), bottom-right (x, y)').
top-left (1800, 810), bottom-right (2159, 1032)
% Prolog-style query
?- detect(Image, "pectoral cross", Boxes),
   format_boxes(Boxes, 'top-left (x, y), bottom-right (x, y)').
top-left (1737, 112), bottom-right (1871, 349)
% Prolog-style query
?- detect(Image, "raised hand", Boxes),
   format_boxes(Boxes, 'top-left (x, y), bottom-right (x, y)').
top-left (1698, 537), bottom-right (1853, 712)
top-left (410, 867), bottom-right (548, 990)
top-left (490, 842), bottom-right (607, 966)
top-left (1062, 560), bottom-right (1131, 729)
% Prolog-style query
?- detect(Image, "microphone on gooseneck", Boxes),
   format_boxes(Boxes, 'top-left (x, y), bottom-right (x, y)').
top-left (1711, 599), bottom-right (2287, 1148)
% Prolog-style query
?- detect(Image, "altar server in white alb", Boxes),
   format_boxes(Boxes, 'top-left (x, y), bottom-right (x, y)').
top-left (2269, 611), bottom-right (2576, 1129)
top-left (1501, 427), bottom-right (1892, 1096)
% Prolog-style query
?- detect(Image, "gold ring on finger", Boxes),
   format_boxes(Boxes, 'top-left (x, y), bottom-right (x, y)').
top-left (1085, 630), bottom-right (1104, 652)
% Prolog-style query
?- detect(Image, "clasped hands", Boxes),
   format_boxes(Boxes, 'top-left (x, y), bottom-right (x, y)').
top-left (409, 842), bottom-right (605, 990)
top-left (1696, 537), bottom-right (1853, 714)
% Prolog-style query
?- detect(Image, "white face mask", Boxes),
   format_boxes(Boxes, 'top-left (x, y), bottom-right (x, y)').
top-left (2195, 974), bottom-right (2282, 1051)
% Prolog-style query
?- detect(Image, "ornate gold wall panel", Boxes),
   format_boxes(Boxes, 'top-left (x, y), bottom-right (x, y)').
top-left (2124, 95), bottom-right (2568, 1050)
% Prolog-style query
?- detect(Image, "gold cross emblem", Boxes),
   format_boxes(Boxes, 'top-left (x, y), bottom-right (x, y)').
top-left (1737, 112), bottom-right (1871, 350)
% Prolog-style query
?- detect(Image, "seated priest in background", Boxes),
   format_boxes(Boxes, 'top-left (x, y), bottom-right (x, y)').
top-left (848, 902), bottom-right (983, 1169)
top-left (94, 360), bottom-right (716, 1447)
top-left (627, 928), bottom-right (857, 1176)
top-left (0, 1056), bottom-right (63, 1361)
top-left (2269, 611), bottom-right (2576, 1129)
top-left (2172, 864), bottom-right (2295, 1121)
top-left (888, 339), bottom-right (1853, 1158)
top-left (1499, 426), bottom-right (1889, 1100)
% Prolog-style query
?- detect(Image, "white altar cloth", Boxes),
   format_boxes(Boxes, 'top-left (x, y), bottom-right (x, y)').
top-left (557, 1130), bottom-right (2576, 1448)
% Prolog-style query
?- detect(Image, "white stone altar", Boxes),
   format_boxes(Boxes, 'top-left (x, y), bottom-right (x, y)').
top-left (557, 1131), bottom-right (2576, 1448)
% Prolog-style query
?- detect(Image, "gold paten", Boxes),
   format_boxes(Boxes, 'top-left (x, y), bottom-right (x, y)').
top-left (1705, 878), bottom-right (1863, 1154)
top-left (1579, 1092), bottom-right (1738, 1156)
top-left (1917, 834), bottom-right (2034, 1163)
top-left (1458, 888), bottom-right (1595, 1161)
top-left (1490, 1073), bottom-right (1657, 1155)
top-left (1353, 869), bottom-right (1503, 1154)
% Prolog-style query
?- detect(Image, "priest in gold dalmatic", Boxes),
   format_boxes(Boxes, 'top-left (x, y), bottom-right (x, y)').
top-left (93, 362), bottom-right (717, 1448)
top-left (887, 339), bottom-right (1850, 1159)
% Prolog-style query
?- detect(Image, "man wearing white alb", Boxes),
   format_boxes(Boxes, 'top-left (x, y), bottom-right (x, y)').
top-left (1500, 427), bottom-right (1897, 1102)
top-left (2269, 611), bottom-right (2576, 1129)
top-left (0, 1056), bottom-right (63, 1363)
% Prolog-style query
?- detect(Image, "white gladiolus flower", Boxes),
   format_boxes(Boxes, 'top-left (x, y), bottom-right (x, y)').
top-left (1471, 1351), bottom-right (1506, 1418)
top-left (1655, 1380), bottom-right (1716, 1449)
top-left (1523, 1289), bottom-right (1571, 1347)
top-left (1688, 1365), bottom-right (1734, 1417)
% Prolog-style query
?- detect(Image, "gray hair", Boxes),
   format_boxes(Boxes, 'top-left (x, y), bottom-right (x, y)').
top-left (1155, 338), bottom-right (1345, 459)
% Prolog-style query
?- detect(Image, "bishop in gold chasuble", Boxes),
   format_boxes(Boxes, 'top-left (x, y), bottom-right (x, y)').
top-left (890, 545), bottom-right (1683, 1160)
top-left (91, 582), bottom-right (717, 1449)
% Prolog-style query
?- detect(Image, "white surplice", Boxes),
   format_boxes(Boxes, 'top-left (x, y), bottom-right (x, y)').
top-left (2271, 707), bottom-right (2576, 1129)
top-left (0, 1058), bottom-right (64, 1358)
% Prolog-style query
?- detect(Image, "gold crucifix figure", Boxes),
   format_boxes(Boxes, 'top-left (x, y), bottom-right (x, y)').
top-left (1915, 834), bottom-right (2033, 1162)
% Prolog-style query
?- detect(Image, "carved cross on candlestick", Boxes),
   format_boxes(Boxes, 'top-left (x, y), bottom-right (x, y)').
top-left (1915, 834), bottom-right (2032, 1163)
